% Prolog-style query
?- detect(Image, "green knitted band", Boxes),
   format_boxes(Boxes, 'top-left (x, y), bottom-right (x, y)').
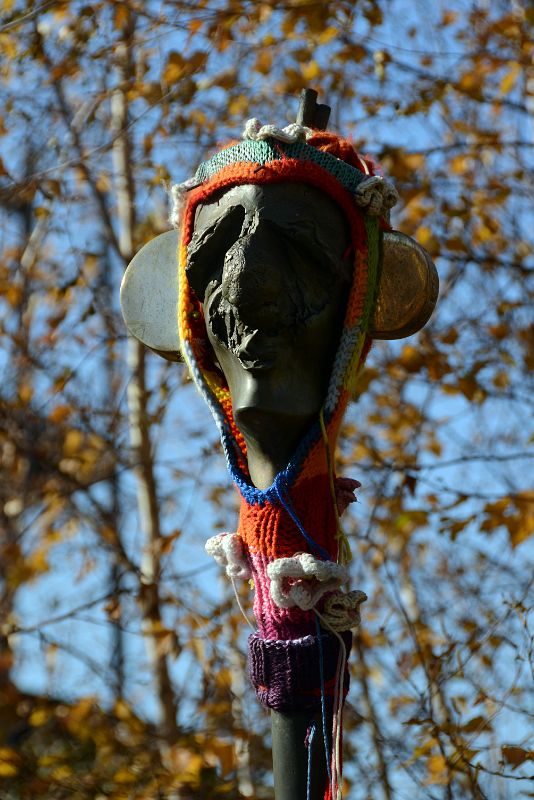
top-left (192, 139), bottom-right (368, 194)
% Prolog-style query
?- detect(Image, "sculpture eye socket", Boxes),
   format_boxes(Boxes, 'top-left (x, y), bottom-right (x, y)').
top-left (186, 204), bottom-right (246, 302)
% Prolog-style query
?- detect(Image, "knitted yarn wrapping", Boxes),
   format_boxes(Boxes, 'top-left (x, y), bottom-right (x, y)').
top-left (177, 121), bottom-right (390, 727)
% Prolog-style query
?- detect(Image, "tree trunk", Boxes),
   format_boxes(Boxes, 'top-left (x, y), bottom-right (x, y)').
top-left (111, 15), bottom-right (178, 742)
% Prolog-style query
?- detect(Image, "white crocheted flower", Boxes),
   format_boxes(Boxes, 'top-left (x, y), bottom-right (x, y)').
top-left (242, 117), bottom-right (312, 143)
top-left (322, 589), bottom-right (367, 631)
top-left (205, 532), bottom-right (251, 579)
top-left (354, 175), bottom-right (399, 216)
top-left (267, 553), bottom-right (349, 611)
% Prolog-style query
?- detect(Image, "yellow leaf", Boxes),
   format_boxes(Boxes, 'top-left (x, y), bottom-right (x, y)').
top-left (0, 33), bottom-right (18, 59)
top-left (186, 50), bottom-right (208, 75)
top-left (458, 71), bottom-right (483, 95)
top-left (0, 748), bottom-right (20, 761)
top-left (206, 741), bottom-right (234, 778)
top-left (301, 59), bottom-right (321, 82)
top-left (228, 95), bottom-right (248, 117)
top-left (49, 404), bottom-right (72, 424)
top-left (114, 3), bottom-right (130, 30)
top-left (450, 155), bottom-right (471, 175)
top-left (415, 225), bottom-right (439, 256)
top-left (63, 428), bottom-right (84, 456)
top-left (164, 52), bottom-right (185, 84)
top-left (254, 50), bottom-right (272, 75)
top-left (175, 753), bottom-right (204, 785)
top-left (407, 737), bottom-right (437, 765)
top-left (27, 549), bottom-right (49, 576)
top-left (493, 370), bottom-right (510, 389)
top-left (510, 492), bottom-right (534, 548)
top-left (389, 694), bottom-right (415, 714)
top-left (318, 26), bottom-right (338, 44)
top-left (51, 765), bottom-right (72, 780)
top-left (426, 754), bottom-right (448, 785)
top-left (18, 381), bottom-right (33, 404)
top-left (211, 68), bottom-right (236, 90)
top-left (441, 10), bottom-right (458, 25)
top-left (29, 708), bottom-right (50, 727)
top-left (500, 63), bottom-right (520, 96)
top-left (4, 285), bottom-right (23, 306)
top-left (0, 747), bottom-right (21, 776)
top-left (399, 344), bottom-right (425, 373)
top-left (113, 768), bottom-right (137, 784)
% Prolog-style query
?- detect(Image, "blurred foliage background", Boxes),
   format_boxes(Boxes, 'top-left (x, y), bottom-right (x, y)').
top-left (0, 0), bottom-right (533, 798)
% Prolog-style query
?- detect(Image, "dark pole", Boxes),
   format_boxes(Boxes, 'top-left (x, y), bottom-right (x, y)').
top-left (296, 88), bottom-right (331, 130)
top-left (271, 710), bottom-right (330, 800)
top-left (270, 88), bottom-right (333, 800)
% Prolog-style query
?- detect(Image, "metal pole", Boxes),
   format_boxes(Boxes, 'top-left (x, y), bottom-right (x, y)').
top-left (271, 709), bottom-right (330, 800)
top-left (296, 88), bottom-right (331, 130)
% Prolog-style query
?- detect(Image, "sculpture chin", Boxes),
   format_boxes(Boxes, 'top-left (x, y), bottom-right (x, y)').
top-left (234, 404), bottom-right (316, 485)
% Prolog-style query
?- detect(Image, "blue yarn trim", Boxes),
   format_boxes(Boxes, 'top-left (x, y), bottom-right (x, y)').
top-left (181, 341), bottom-right (336, 509)
top-left (229, 413), bottom-right (328, 506)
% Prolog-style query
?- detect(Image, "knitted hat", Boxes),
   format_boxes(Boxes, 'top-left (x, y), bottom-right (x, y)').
top-left (176, 119), bottom-right (397, 499)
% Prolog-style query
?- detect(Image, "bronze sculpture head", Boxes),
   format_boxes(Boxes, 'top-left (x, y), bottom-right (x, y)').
top-left (187, 181), bottom-right (353, 487)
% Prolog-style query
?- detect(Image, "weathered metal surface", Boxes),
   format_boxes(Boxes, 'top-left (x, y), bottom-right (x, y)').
top-left (371, 231), bottom-right (440, 339)
top-left (120, 229), bottom-right (181, 361)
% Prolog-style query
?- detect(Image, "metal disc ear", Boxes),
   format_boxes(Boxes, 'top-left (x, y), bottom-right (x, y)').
top-left (370, 231), bottom-right (439, 340)
top-left (120, 230), bottom-right (181, 361)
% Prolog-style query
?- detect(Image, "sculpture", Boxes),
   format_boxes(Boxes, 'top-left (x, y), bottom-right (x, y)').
top-left (121, 90), bottom-right (438, 800)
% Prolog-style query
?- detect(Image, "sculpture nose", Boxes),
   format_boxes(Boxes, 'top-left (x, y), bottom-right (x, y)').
top-left (221, 222), bottom-right (285, 317)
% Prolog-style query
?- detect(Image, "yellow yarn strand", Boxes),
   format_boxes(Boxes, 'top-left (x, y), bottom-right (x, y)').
top-left (319, 408), bottom-right (353, 566)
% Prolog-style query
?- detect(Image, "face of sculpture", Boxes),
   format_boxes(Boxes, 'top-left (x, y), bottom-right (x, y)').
top-left (186, 182), bottom-right (352, 486)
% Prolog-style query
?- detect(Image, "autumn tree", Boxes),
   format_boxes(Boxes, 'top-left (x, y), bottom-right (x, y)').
top-left (0, 1), bottom-right (532, 798)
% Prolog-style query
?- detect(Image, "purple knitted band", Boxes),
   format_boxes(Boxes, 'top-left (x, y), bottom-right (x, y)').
top-left (248, 630), bottom-right (352, 713)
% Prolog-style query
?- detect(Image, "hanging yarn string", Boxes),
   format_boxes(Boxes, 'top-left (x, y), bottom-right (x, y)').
top-left (315, 607), bottom-right (350, 800)
top-left (273, 473), bottom-right (332, 561)
top-left (306, 722), bottom-right (318, 800)
top-left (315, 614), bottom-right (333, 788)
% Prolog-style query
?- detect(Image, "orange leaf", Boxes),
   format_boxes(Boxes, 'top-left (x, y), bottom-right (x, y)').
top-left (502, 746), bottom-right (533, 768)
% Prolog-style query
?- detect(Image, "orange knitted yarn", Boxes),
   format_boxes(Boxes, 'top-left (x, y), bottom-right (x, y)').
top-left (307, 131), bottom-right (374, 175)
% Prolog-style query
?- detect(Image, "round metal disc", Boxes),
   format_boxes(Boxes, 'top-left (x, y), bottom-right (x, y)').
top-left (119, 230), bottom-right (181, 361)
top-left (371, 231), bottom-right (439, 339)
